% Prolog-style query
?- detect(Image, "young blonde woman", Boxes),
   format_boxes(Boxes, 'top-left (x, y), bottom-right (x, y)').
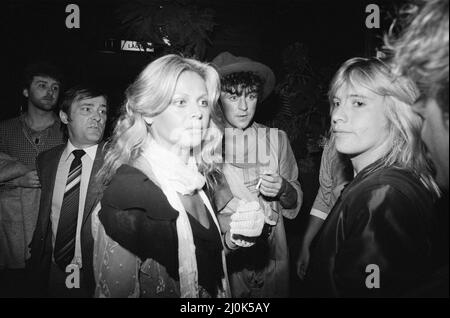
top-left (91, 54), bottom-right (264, 298)
top-left (307, 57), bottom-right (440, 297)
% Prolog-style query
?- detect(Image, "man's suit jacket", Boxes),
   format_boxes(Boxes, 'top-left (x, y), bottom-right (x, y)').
top-left (28, 142), bottom-right (104, 296)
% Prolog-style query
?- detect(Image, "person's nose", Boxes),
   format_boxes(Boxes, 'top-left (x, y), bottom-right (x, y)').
top-left (331, 104), bottom-right (348, 125)
top-left (91, 109), bottom-right (103, 122)
top-left (190, 104), bottom-right (203, 120)
top-left (238, 96), bottom-right (248, 111)
top-left (46, 87), bottom-right (55, 98)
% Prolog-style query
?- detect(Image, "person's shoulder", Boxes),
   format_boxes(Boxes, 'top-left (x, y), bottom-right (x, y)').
top-left (37, 144), bottom-right (66, 161)
top-left (370, 166), bottom-right (429, 195)
top-left (348, 166), bottom-right (434, 211)
top-left (106, 165), bottom-right (152, 195)
top-left (103, 164), bottom-right (177, 220)
top-left (36, 144), bottom-right (66, 171)
top-left (0, 116), bottom-right (21, 130)
top-left (339, 167), bottom-right (435, 234)
top-left (111, 164), bottom-right (148, 181)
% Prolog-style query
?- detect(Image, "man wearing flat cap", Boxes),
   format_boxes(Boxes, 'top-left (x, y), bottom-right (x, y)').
top-left (212, 52), bottom-right (303, 297)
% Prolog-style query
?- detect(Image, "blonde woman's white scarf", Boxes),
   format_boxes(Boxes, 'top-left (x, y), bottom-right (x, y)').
top-left (137, 138), bottom-right (230, 298)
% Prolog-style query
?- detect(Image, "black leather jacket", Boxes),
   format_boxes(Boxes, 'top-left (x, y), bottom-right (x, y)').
top-left (307, 161), bottom-right (438, 297)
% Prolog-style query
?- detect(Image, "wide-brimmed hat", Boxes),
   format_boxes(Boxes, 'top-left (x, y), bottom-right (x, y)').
top-left (212, 51), bottom-right (276, 101)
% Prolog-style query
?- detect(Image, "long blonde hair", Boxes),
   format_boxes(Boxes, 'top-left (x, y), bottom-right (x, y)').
top-left (328, 57), bottom-right (439, 194)
top-left (97, 54), bottom-right (223, 187)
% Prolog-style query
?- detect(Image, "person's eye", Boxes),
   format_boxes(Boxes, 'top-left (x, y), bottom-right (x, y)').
top-left (172, 99), bottom-right (186, 107)
top-left (52, 86), bottom-right (59, 92)
top-left (81, 107), bottom-right (91, 113)
top-left (99, 108), bottom-right (107, 115)
top-left (199, 99), bottom-right (209, 107)
top-left (38, 83), bottom-right (47, 89)
top-left (248, 93), bottom-right (258, 100)
top-left (333, 100), bottom-right (340, 107)
top-left (228, 95), bottom-right (238, 101)
top-left (353, 100), bottom-right (365, 107)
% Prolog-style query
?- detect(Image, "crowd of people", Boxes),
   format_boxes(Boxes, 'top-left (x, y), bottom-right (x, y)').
top-left (0, 0), bottom-right (448, 298)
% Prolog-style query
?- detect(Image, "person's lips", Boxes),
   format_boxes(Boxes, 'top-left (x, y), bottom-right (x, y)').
top-left (88, 125), bottom-right (102, 132)
top-left (186, 127), bottom-right (202, 131)
top-left (333, 129), bottom-right (352, 135)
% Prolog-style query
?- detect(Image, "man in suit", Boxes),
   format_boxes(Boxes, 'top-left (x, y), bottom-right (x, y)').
top-left (29, 85), bottom-right (108, 297)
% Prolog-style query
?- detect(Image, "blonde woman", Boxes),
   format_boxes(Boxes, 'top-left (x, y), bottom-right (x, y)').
top-left (91, 54), bottom-right (264, 298)
top-left (307, 57), bottom-right (440, 297)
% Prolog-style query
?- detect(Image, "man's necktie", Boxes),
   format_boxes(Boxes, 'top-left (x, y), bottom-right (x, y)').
top-left (54, 149), bottom-right (85, 271)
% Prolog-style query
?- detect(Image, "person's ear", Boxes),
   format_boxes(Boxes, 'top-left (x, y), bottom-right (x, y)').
top-left (60, 110), bottom-right (69, 124)
top-left (23, 89), bottom-right (29, 98)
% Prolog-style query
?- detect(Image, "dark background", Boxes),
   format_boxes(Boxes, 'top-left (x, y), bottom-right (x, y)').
top-left (1, 0), bottom-right (403, 121)
top-left (0, 0), bottom-right (407, 297)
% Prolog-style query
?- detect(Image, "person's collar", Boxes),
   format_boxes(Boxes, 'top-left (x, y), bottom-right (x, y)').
top-left (20, 112), bottom-right (60, 131)
top-left (224, 120), bottom-right (257, 132)
top-left (353, 158), bottom-right (385, 182)
top-left (62, 140), bottom-right (98, 162)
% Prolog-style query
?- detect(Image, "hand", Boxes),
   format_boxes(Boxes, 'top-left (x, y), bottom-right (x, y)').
top-left (259, 172), bottom-right (285, 198)
top-left (229, 200), bottom-right (265, 238)
top-left (217, 198), bottom-right (244, 234)
top-left (296, 243), bottom-right (310, 280)
top-left (13, 170), bottom-right (41, 188)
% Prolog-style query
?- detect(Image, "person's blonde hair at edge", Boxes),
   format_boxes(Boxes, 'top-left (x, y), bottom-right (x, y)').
top-left (384, 0), bottom-right (449, 113)
top-left (97, 54), bottom-right (224, 188)
top-left (328, 57), bottom-right (440, 196)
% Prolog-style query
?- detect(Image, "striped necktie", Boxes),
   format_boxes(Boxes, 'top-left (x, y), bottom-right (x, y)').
top-left (54, 149), bottom-right (85, 271)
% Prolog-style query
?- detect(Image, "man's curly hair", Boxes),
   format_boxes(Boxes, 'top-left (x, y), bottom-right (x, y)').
top-left (220, 71), bottom-right (265, 99)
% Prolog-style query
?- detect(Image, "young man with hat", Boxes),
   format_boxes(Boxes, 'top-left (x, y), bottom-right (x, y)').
top-left (212, 52), bottom-right (303, 297)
